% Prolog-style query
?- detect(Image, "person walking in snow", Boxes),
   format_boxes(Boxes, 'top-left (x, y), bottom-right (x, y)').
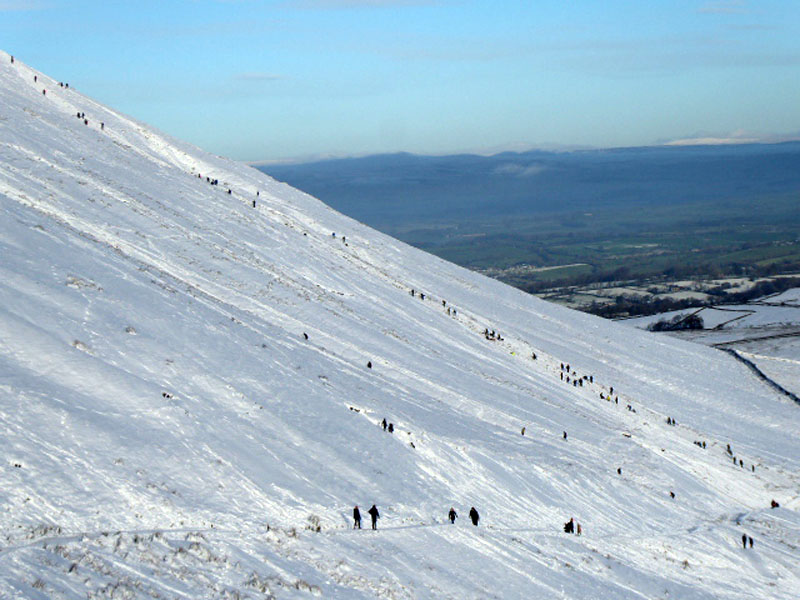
top-left (353, 506), bottom-right (361, 529)
top-left (368, 504), bottom-right (380, 530)
top-left (469, 507), bottom-right (479, 526)
top-left (448, 507), bottom-right (458, 524)
top-left (741, 534), bottom-right (747, 549)
top-left (564, 518), bottom-right (575, 534)
top-left (381, 418), bottom-right (387, 431)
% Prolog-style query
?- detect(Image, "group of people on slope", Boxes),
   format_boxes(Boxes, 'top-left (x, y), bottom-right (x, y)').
top-left (352, 505), bottom-right (380, 530)
top-left (352, 506), bottom-right (481, 530)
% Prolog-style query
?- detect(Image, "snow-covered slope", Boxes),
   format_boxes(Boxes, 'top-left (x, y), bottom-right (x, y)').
top-left (1, 51), bottom-right (799, 599)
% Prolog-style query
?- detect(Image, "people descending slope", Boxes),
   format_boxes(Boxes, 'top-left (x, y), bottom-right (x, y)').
top-left (448, 507), bottom-right (458, 524)
top-left (368, 504), bottom-right (380, 530)
top-left (469, 507), bottom-right (479, 526)
top-left (353, 505), bottom-right (361, 529)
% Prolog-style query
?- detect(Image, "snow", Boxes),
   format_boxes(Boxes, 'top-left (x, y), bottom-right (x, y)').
top-left (763, 288), bottom-right (800, 306)
top-left (2, 51), bottom-right (800, 599)
top-left (625, 303), bottom-right (800, 331)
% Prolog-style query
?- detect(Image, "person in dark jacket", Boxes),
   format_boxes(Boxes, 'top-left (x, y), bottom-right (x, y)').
top-left (742, 534), bottom-right (747, 549)
top-left (353, 506), bottom-right (362, 529)
top-left (368, 504), bottom-right (380, 530)
top-left (469, 506), bottom-right (479, 526)
top-left (564, 518), bottom-right (574, 534)
top-left (448, 507), bottom-right (458, 524)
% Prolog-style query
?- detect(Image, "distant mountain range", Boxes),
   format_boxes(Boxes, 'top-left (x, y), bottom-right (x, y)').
top-left (259, 143), bottom-right (800, 233)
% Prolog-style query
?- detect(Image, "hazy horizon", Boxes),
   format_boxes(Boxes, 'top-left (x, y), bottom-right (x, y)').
top-left (4, 0), bottom-right (800, 162)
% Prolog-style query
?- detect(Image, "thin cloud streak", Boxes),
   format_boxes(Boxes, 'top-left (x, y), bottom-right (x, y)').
top-left (234, 72), bottom-right (283, 81)
top-left (0, 0), bottom-right (47, 10)
top-left (285, 0), bottom-right (439, 9)
top-left (698, 1), bottom-right (748, 15)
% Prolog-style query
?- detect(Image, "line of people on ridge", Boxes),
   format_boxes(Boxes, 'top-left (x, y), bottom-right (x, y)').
top-left (352, 506), bottom-right (481, 529)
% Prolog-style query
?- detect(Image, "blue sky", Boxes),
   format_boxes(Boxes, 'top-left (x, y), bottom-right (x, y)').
top-left (3, 0), bottom-right (800, 161)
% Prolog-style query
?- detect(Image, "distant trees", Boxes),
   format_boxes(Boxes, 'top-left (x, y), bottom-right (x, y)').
top-left (648, 313), bottom-right (704, 332)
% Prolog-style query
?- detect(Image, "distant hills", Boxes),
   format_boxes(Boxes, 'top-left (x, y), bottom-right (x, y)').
top-left (259, 144), bottom-right (800, 289)
top-left (258, 142), bottom-right (800, 232)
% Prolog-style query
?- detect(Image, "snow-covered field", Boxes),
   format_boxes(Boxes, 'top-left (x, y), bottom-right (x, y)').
top-left (624, 304), bottom-right (800, 331)
top-left (2, 52), bottom-right (800, 599)
top-left (763, 288), bottom-right (800, 306)
top-left (623, 299), bottom-right (800, 396)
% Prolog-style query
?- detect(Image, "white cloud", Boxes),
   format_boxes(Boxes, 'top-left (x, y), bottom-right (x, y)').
top-left (663, 130), bottom-right (800, 146)
top-left (493, 163), bottom-right (547, 178)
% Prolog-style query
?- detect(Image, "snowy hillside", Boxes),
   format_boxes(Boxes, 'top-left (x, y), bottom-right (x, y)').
top-left (1, 51), bottom-right (799, 599)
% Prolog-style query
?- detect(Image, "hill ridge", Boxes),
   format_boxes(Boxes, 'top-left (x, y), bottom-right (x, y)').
top-left (1, 50), bottom-right (799, 599)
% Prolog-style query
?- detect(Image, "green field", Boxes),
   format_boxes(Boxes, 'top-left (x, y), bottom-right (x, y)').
top-left (401, 192), bottom-right (800, 297)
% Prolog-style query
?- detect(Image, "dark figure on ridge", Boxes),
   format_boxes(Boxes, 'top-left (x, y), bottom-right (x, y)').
top-left (353, 505), bottom-right (361, 529)
top-left (448, 507), bottom-right (457, 524)
top-left (469, 507), bottom-right (479, 526)
top-left (368, 504), bottom-right (380, 530)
